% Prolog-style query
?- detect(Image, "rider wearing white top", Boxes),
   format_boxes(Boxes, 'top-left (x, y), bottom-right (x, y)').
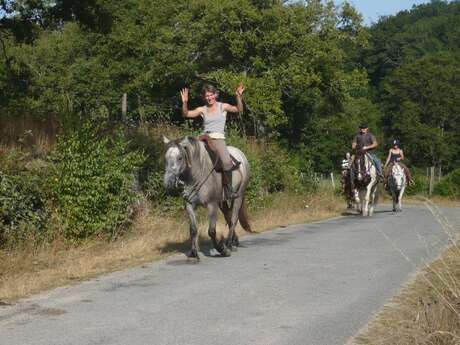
top-left (180, 83), bottom-right (244, 199)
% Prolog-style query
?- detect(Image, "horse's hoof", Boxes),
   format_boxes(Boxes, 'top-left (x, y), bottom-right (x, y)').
top-left (216, 241), bottom-right (231, 257)
top-left (186, 250), bottom-right (200, 261)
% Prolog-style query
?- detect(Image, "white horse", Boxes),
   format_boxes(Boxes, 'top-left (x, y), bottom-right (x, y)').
top-left (352, 151), bottom-right (379, 216)
top-left (163, 136), bottom-right (253, 260)
top-left (388, 162), bottom-right (406, 212)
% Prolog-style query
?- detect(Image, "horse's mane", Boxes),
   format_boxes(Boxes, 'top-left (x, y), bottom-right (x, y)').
top-left (174, 136), bottom-right (214, 174)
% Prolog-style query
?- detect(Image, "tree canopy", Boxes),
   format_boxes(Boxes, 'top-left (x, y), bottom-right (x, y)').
top-left (1, 0), bottom-right (460, 172)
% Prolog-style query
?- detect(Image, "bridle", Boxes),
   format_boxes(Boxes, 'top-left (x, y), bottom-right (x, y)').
top-left (167, 143), bottom-right (219, 204)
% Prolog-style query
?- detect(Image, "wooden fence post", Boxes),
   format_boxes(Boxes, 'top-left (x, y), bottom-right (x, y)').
top-left (330, 172), bottom-right (335, 189)
top-left (429, 166), bottom-right (435, 195)
top-left (121, 93), bottom-right (127, 122)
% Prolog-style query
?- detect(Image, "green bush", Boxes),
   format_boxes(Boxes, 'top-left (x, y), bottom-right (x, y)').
top-left (405, 171), bottom-right (429, 196)
top-left (48, 124), bottom-right (144, 241)
top-left (144, 170), bottom-right (184, 215)
top-left (0, 150), bottom-right (49, 248)
top-left (434, 167), bottom-right (460, 198)
top-left (227, 129), bottom-right (317, 209)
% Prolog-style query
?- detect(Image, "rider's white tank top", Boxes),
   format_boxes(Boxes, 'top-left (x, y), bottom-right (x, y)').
top-left (201, 102), bottom-right (227, 139)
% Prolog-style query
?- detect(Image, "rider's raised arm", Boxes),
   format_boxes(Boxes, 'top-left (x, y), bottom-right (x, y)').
top-left (222, 103), bottom-right (240, 114)
top-left (180, 88), bottom-right (203, 118)
top-left (183, 106), bottom-right (203, 118)
top-left (222, 82), bottom-right (244, 114)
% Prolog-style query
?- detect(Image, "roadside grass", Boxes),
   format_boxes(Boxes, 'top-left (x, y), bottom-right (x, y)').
top-left (352, 199), bottom-right (460, 345)
top-left (0, 190), bottom-right (343, 302)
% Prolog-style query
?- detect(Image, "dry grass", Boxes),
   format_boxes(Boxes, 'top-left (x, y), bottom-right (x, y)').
top-left (351, 199), bottom-right (460, 345)
top-left (0, 191), bottom-right (343, 302)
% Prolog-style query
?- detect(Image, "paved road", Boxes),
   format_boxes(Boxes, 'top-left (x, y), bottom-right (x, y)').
top-left (1, 204), bottom-right (459, 345)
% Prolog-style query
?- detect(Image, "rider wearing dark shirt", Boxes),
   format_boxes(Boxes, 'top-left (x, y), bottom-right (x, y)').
top-left (352, 123), bottom-right (384, 180)
top-left (384, 139), bottom-right (413, 185)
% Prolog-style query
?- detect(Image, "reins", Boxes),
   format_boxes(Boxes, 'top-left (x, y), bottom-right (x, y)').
top-left (182, 153), bottom-right (219, 204)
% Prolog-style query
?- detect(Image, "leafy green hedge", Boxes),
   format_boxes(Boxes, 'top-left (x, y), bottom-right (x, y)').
top-left (434, 167), bottom-right (460, 198)
top-left (0, 150), bottom-right (49, 248)
top-left (405, 171), bottom-right (429, 196)
top-left (48, 124), bottom-right (144, 240)
top-left (0, 123), bottom-right (317, 249)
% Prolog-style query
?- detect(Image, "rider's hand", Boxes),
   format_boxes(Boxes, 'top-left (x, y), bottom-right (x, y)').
top-left (236, 82), bottom-right (245, 97)
top-left (180, 88), bottom-right (189, 103)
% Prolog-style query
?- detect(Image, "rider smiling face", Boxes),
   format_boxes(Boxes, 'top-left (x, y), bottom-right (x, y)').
top-left (203, 91), bottom-right (217, 106)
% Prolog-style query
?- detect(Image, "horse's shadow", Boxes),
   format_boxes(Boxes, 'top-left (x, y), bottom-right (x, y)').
top-left (160, 237), bottom-right (230, 263)
top-left (341, 209), bottom-right (394, 217)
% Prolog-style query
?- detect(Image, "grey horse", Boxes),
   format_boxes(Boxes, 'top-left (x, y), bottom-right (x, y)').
top-left (163, 136), bottom-right (253, 259)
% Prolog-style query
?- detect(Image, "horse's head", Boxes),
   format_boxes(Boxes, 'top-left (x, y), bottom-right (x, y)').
top-left (353, 148), bottom-right (367, 182)
top-left (390, 163), bottom-right (406, 191)
top-left (163, 136), bottom-right (195, 191)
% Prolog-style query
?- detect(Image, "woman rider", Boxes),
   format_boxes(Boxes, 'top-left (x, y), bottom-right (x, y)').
top-left (384, 139), bottom-right (413, 187)
top-left (180, 83), bottom-right (244, 200)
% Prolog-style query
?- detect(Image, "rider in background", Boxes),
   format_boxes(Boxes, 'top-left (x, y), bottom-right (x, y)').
top-left (351, 123), bottom-right (384, 181)
top-left (341, 152), bottom-right (353, 208)
top-left (384, 139), bottom-right (413, 187)
top-left (180, 83), bottom-right (244, 199)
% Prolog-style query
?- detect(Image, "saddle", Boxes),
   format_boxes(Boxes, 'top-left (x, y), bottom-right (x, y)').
top-left (198, 134), bottom-right (241, 172)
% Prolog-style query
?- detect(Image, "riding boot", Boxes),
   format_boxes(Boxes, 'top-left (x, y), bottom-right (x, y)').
top-left (223, 170), bottom-right (236, 201)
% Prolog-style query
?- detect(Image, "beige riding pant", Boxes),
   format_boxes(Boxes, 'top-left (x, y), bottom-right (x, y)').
top-left (212, 139), bottom-right (233, 171)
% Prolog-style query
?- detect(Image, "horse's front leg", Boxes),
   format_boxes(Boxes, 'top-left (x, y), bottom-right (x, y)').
top-left (398, 187), bottom-right (405, 212)
top-left (185, 202), bottom-right (200, 260)
top-left (353, 189), bottom-right (361, 213)
top-left (393, 191), bottom-right (398, 212)
top-left (363, 181), bottom-right (374, 216)
top-left (369, 183), bottom-right (377, 216)
top-left (208, 203), bottom-right (230, 257)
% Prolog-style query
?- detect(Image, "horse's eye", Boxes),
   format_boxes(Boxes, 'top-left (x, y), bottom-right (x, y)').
top-left (178, 156), bottom-right (183, 161)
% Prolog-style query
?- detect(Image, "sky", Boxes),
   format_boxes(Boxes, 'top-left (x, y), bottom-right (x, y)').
top-left (335, 0), bottom-right (432, 25)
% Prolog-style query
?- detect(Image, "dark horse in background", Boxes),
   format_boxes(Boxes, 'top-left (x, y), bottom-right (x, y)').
top-left (163, 136), bottom-right (253, 260)
top-left (351, 148), bottom-right (379, 216)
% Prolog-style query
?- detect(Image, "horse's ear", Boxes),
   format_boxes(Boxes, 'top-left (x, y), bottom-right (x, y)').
top-left (179, 138), bottom-right (193, 168)
top-left (163, 136), bottom-right (170, 145)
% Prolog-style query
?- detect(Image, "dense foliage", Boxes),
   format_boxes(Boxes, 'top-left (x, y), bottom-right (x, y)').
top-left (1, 0), bottom-right (460, 247)
top-left (1, 0), bottom-right (372, 172)
top-left (434, 166), bottom-right (460, 198)
top-left (0, 150), bottom-right (48, 248)
top-left (48, 123), bottom-right (144, 240)
top-left (362, 0), bottom-right (460, 169)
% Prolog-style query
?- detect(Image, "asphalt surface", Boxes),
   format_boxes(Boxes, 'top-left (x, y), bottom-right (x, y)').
top-left (1, 204), bottom-right (459, 345)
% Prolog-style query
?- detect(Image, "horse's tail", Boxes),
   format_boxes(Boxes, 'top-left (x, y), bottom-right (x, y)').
top-left (239, 197), bottom-right (254, 233)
